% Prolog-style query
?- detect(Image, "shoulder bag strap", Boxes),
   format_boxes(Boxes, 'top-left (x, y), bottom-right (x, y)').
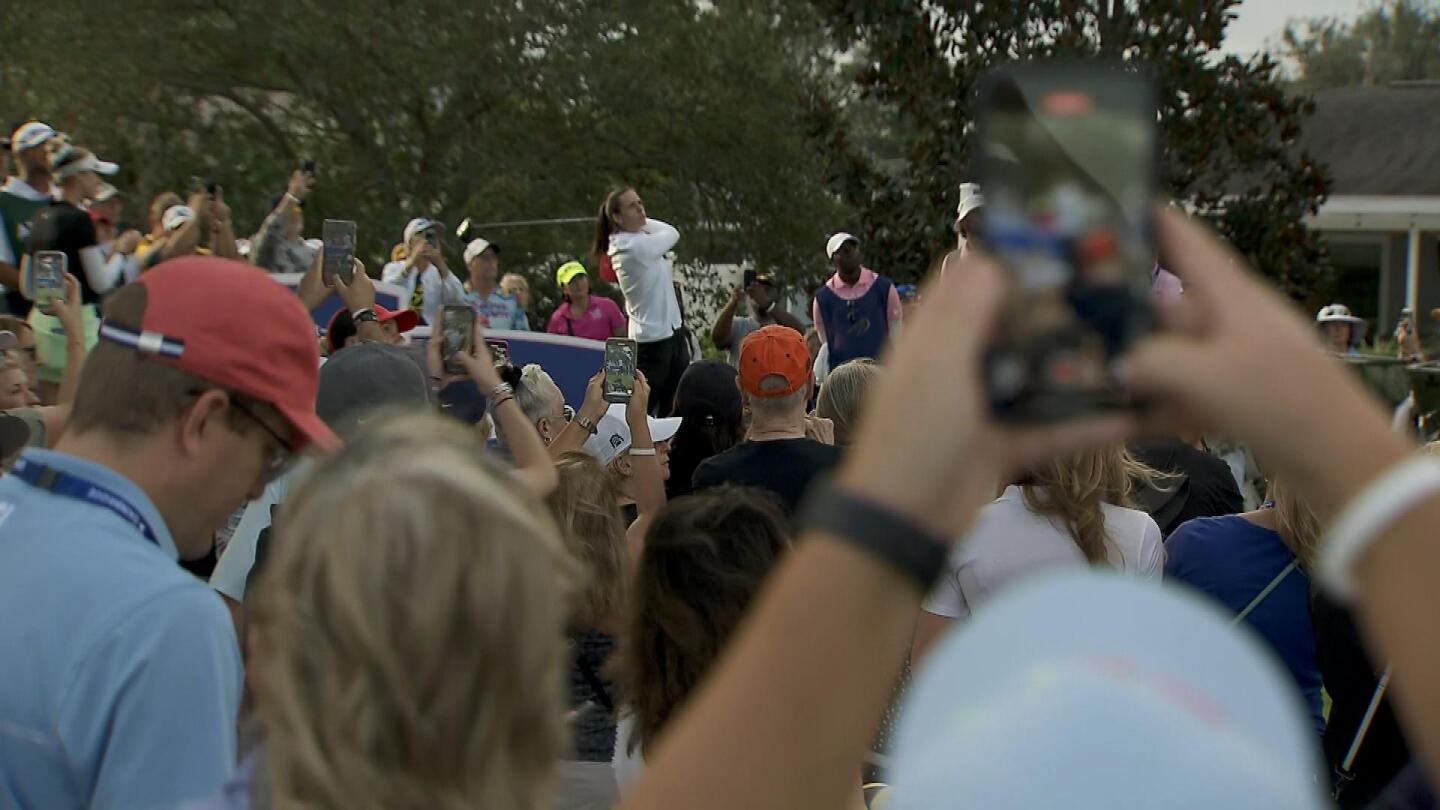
top-left (1233, 559), bottom-right (1298, 625)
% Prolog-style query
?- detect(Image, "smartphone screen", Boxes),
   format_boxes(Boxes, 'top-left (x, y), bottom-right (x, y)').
top-left (440, 305), bottom-right (474, 375)
top-left (603, 338), bottom-right (638, 403)
top-left (32, 251), bottom-right (66, 305)
top-left (975, 62), bottom-right (1157, 422)
top-left (743, 268), bottom-right (758, 288)
top-left (424, 228), bottom-right (441, 250)
top-left (321, 219), bottom-right (357, 285)
top-left (486, 338), bottom-right (511, 368)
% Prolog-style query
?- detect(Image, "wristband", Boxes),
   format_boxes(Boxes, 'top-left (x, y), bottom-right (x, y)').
top-left (1319, 456), bottom-right (1440, 601)
top-left (629, 447), bottom-right (657, 457)
top-left (351, 308), bottom-right (378, 325)
top-left (796, 480), bottom-right (949, 593)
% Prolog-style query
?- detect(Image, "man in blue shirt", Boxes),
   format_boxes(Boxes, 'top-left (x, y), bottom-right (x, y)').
top-left (462, 237), bottom-right (529, 331)
top-left (0, 256), bottom-right (337, 809)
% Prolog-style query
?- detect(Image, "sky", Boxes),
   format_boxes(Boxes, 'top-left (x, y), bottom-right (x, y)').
top-left (1222, 0), bottom-right (1371, 57)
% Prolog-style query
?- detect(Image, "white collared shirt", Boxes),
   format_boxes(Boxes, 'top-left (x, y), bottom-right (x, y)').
top-left (610, 218), bottom-right (682, 343)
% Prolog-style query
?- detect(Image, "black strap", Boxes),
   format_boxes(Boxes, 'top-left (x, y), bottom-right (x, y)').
top-left (796, 479), bottom-right (949, 593)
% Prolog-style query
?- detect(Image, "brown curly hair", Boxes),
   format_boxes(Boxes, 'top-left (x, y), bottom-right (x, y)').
top-left (618, 488), bottom-right (790, 757)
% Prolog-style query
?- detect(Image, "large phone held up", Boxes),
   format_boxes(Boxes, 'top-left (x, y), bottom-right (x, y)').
top-left (440, 305), bottom-right (474, 375)
top-left (30, 251), bottom-right (67, 305)
top-left (603, 338), bottom-right (638, 404)
top-left (975, 62), bottom-right (1158, 422)
top-left (321, 219), bottom-right (357, 285)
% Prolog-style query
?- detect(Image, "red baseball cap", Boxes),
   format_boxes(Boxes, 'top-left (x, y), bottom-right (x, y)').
top-left (99, 256), bottom-right (338, 451)
top-left (738, 325), bottom-right (810, 398)
top-left (324, 304), bottom-right (418, 352)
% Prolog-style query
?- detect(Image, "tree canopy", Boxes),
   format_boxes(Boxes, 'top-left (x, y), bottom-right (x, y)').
top-left (1284, 0), bottom-right (1440, 92)
top-left (805, 0), bottom-right (1333, 299)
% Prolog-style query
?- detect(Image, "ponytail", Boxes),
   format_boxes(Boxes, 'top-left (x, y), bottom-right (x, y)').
top-left (591, 187), bottom-right (632, 262)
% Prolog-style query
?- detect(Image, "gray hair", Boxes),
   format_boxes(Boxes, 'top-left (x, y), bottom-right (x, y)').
top-left (497, 364), bottom-right (566, 453)
top-left (747, 386), bottom-right (808, 423)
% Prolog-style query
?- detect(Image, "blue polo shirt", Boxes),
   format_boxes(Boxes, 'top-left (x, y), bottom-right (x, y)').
top-left (0, 448), bottom-right (242, 810)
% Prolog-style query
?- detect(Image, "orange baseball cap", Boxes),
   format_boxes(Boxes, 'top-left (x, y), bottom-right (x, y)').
top-left (738, 325), bottom-right (810, 398)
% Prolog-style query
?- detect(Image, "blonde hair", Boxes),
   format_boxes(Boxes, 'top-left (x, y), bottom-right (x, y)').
top-left (1022, 445), bottom-right (1161, 565)
top-left (500, 273), bottom-right (529, 299)
top-left (250, 413), bottom-right (575, 810)
top-left (1267, 476), bottom-right (1321, 569)
top-left (548, 452), bottom-right (628, 631)
top-left (814, 359), bottom-right (880, 446)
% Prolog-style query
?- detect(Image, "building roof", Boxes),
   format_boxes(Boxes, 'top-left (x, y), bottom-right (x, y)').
top-left (1303, 84), bottom-right (1440, 196)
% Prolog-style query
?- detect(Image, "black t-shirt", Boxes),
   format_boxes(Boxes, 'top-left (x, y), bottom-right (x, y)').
top-left (22, 200), bottom-right (100, 309)
top-left (691, 438), bottom-right (842, 514)
top-left (1130, 438), bottom-right (1244, 537)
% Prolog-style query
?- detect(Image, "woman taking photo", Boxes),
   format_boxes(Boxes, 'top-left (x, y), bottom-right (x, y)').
top-left (592, 187), bottom-right (688, 417)
top-left (913, 444), bottom-right (1164, 660)
top-left (547, 261), bottom-right (627, 340)
top-left (23, 141), bottom-right (121, 402)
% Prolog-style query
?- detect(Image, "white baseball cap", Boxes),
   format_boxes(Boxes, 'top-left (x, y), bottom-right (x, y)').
top-left (955, 182), bottom-right (984, 227)
top-left (10, 122), bottom-right (55, 152)
top-left (162, 205), bottom-right (196, 232)
top-left (1316, 303), bottom-right (1364, 326)
top-left (51, 148), bottom-right (119, 181)
top-left (463, 238), bottom-right (499, 265)
top-left (581, 403), bottom-right (682, 467)
top-left (403, 217), bottom-right (439, 244)
top-left (888, 572), bottom-right (1326, 809)
top-left (91, 183), bottom-right (121, 204)
top-left (825, 232), bottom-right (859, 260)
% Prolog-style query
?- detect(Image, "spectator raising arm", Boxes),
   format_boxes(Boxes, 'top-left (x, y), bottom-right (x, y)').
top-left (160, 192), bottom-right (207, 262)
top-left (206, 189), bottom-right (239, 260)
top-left (331, 260), bottom-right (387, 344)
top-left (623, 371), bottom-right (667, 547)
top-left (250, 171), bottom-right (310, 271)
top-left (710, 284), bottom-right (745, 351)
top-left (44, 273), bottom-right (86, 406)
top-left (454, 319), bottom-right (558, 499)
top-left (548, 370), bottom-right (607, 458)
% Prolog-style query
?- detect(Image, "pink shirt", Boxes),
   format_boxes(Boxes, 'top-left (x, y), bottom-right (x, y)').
top-left (812, 267), bottom-right (905, 341)
top-left (547, 296), bottom-right (627, 341)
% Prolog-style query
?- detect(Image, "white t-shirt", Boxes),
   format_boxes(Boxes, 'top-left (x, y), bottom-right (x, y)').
top-left (923, 485), bottom-right (1163, 619)
top-left (610, 218), bottom-right (682, 343)
top-left (381, 260), bottom-right (467, 325)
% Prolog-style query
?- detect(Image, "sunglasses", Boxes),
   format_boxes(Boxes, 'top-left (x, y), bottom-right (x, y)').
top-left (189, 389), bottom-right (294, 482)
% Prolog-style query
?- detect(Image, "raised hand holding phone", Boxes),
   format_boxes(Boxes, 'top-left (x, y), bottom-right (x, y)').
top-left (440, 305), bottom-right (476, 376)
top-left (603, 337), bottom-right (638, 403)
top-left (30, 251), bottom-right (67, 305)
top-left (41, 273), bottom-right (84, 338)
top-left (321, 220), bottom-right (357, 286)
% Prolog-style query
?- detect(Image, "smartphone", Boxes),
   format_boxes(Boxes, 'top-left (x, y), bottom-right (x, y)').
top-left (423, 228), bottom-right (441, 250)
top-left (321, 219), bottom-right (357, 285)
top-left (974, 62), bottom-right (1158, 422)
top-left (486, 338), bottom-right (511, 368)
top-left (603, 338), bottom-right (638, 404)
top-left (300, 158), bottom-right (316, 174)
top-left (743, 268), bottom-right (758, 288)
top-left (31, 251), bottom-right (66, 305)
top-left (440, 305), bottom-right (474, 375)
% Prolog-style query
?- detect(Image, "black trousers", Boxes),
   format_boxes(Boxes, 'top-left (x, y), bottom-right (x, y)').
top-left (636, 329), bottom-right (690, 417)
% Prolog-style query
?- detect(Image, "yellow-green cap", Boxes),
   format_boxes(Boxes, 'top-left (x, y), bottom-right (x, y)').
top-left (556, 261), bottom-right (587, 287)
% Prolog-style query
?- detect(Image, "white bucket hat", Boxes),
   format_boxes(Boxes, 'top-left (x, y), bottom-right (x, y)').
top-left (955, 182), bottom-right (984, 229)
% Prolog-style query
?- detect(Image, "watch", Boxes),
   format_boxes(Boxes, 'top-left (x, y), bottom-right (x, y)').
top-left (575, 415), bottom-right (599, 436)
top-left (351, 308), bottom-right (378, 325)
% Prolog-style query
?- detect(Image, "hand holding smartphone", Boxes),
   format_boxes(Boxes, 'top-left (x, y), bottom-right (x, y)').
top-left (603, 338), bottom-right (638, 403)
top-left (30, 251), bottom-right (67, 306)
top-left (975, 62), bottom-right (1158, 422)
top-left (441, 305), bottom-right (475, 375)
top-left (486, 338), bottom-right (511, 368)
top-left (321, 220), bottom-right (357, 286)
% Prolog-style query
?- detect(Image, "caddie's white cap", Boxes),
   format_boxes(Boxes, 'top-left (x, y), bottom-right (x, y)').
top-left (825, 232), bottom-right (859, 260)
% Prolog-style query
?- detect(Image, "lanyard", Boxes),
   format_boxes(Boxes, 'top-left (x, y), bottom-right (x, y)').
top-left (10, 457), bottom-right (160, 546)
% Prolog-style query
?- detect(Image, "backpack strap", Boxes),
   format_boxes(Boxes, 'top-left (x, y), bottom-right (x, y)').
top-left (1233, 559), bottom-right (1297, 625)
